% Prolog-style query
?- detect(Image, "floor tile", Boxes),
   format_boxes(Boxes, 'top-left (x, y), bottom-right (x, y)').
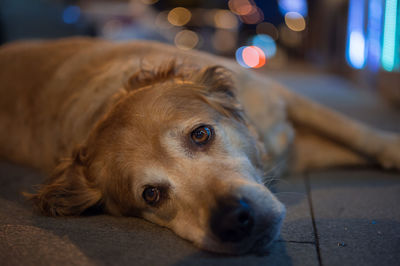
top-left (308, 169), bottom-right (400, 266)
top-left (273, 174), bottom-right (316, 243)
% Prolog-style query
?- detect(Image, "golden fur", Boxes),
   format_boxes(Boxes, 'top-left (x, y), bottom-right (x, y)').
top-left (0, 38), bottom-right (399, 254)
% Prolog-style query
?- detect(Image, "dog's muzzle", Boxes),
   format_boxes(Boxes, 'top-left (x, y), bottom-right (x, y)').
top-left (210, 197), bottom-right (255, 242)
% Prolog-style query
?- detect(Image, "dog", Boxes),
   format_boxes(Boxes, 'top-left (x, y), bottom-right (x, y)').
top-left (0, 38), bottom-right (399, 254)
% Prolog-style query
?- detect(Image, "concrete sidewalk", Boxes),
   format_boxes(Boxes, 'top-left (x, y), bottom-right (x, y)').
top-left (1, 71), bottom-right (399, 265)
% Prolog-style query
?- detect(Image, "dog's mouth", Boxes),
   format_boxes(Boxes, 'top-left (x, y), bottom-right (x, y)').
top-left (248, 232), bottom-right (277, 255)
top-left (244, 217), bottom-right (284, 255)
top-left (250, 207), bottom-right (286, 255)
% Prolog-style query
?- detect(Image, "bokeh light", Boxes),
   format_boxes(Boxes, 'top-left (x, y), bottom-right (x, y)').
top-left (62, 6), bottom-right (80, 24)
top-left (381, 0), bottom-right (398, 71)
top-left (284, 12), bottom-right (306, 31)
top-left (235, 46), bottom-right (266, 68)
top-left (214, 9), bottom-right (238, 29)
top-left (239, 6), bottom-right (264, 24)
top-left (348, 31), bottom-right (366, 69)
top-left (367, 0), bottom-right (383, 72)
top-left (251, 34), bottom-right (277, 58)
top-left (256, 22), bottom-right (279, 40)
top-left (278, 0), bottom-right (308, 16)
top-left (228, 0), bottom-right (253, 16)
top-left (236, 46), bottom-right (250, 68)
top-left (346, 0), bottom-right (366, 69)
top-left (168, 7), bottom-right (192, 26)
top-left (243, 46), bottom-right (266, 68)
top-left (174, 30), bottom-right (199, 50)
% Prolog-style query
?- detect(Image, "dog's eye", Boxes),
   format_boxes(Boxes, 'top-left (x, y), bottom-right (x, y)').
top-left (142, 187), bottom-right (160, 205)
top-left (191, 125), bottom-right (213, 145)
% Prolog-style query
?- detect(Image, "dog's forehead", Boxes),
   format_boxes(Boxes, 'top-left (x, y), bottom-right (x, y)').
top-left (109, 84), bottom-right (225, 142)
top-left (96, 82), bottom-right (259, 175)
top-left (96, 87), bottom-right (210, 160)
top-left (133, 84), bottom-right (218, 121)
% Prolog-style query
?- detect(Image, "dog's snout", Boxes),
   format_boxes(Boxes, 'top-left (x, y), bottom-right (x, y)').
top-left (210, 197), bottom-right (255, 242)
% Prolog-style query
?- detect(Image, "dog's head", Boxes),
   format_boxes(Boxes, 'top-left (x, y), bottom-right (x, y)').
top-left (29, 62), bottom-right (285, 254)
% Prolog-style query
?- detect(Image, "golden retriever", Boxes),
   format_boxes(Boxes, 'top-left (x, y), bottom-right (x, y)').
top-left (0, 38), bottom-right (399, 254)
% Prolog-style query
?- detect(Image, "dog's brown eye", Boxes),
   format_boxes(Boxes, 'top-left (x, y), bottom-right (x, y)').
top-left (142, 187), bottom-right (160, 205)
top-left (191, 125), bottom-right (213, 145)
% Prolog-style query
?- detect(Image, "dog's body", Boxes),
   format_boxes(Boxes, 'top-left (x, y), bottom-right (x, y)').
top-left (0, 38), bottom-right (290, 173)
top-left (0, 38), bottom-right (399, 254)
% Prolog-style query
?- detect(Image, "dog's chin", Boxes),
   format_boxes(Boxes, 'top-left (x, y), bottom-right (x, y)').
top-left (196, 226), bottom-right (282, 255)
top-left (248, 232), bottom-right (280, 255)
top-left (196, 234), bottom-right (277, 255)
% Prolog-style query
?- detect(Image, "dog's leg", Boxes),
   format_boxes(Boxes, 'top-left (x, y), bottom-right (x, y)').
top-left (284, 93), bottom-right (400, 170)
top-left (291, 127), bottom-right (371, 172)
top-left (218, 64), bottom-right (399, 171)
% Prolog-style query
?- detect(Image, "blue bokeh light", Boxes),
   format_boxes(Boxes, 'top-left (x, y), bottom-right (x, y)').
top-left (381, 0), bottom-right (399, 71)
top-left (278, 0), bottom-right (308, 17)
top-left (251, 34), bottom-right (277, 59)
top-left (346, 0), bottom-right (366, 69)
top-left (367, 0), bottom-right (383, 72)
top-left (348, 31), bottom-right (366, 69)
top-left (235, 46), bottom-right (250, 68)
top-left (63, 6), bottom-right (81, 24)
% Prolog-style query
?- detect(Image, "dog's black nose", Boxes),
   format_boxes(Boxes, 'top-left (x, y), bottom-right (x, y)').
top-left (210, 197), bottom-right (254, 242)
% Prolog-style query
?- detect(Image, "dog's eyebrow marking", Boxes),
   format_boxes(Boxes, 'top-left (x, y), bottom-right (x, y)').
top-left (142, 165), bottom-right (170, 183)
top-left (162, 129), bottom-right (192, 158)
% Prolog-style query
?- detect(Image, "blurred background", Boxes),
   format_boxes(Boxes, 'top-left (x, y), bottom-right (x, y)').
top-left (0, 0), bottom-right (399, 105)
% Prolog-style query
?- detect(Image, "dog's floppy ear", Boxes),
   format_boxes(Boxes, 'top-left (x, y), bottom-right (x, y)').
top-left (125, 60), bottom-right (185, 91)
top-left (195, 65), bottom-right (244, 122)
top-left (26, 146), bottom-right (102, 216)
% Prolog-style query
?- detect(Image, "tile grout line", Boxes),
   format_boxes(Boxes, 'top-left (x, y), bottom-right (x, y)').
top-left (304, 174), bottom-right (323, 266)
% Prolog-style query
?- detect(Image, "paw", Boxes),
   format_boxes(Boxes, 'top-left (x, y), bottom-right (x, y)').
top-left (378, 135), bottom-right (400, 170)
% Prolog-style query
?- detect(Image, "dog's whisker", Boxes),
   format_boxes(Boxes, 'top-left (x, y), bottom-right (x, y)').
top-left (263, 179), bottom-right (279, 187)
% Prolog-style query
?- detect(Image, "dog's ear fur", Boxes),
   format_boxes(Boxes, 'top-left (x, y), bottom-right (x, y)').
top-left (126, 60), bottom-right (185, 91)
top-left (26, 146), bottom-right (102, 216)
top-left (195, 65), bottom-right (236, 97)
top-left (195, 65), bottom-right (245, 122)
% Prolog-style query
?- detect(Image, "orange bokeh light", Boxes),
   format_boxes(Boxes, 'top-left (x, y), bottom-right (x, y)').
top-left (228, 0), bottom-right (253, 16)
top-left (242, 46), bottom-right (266, 68)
